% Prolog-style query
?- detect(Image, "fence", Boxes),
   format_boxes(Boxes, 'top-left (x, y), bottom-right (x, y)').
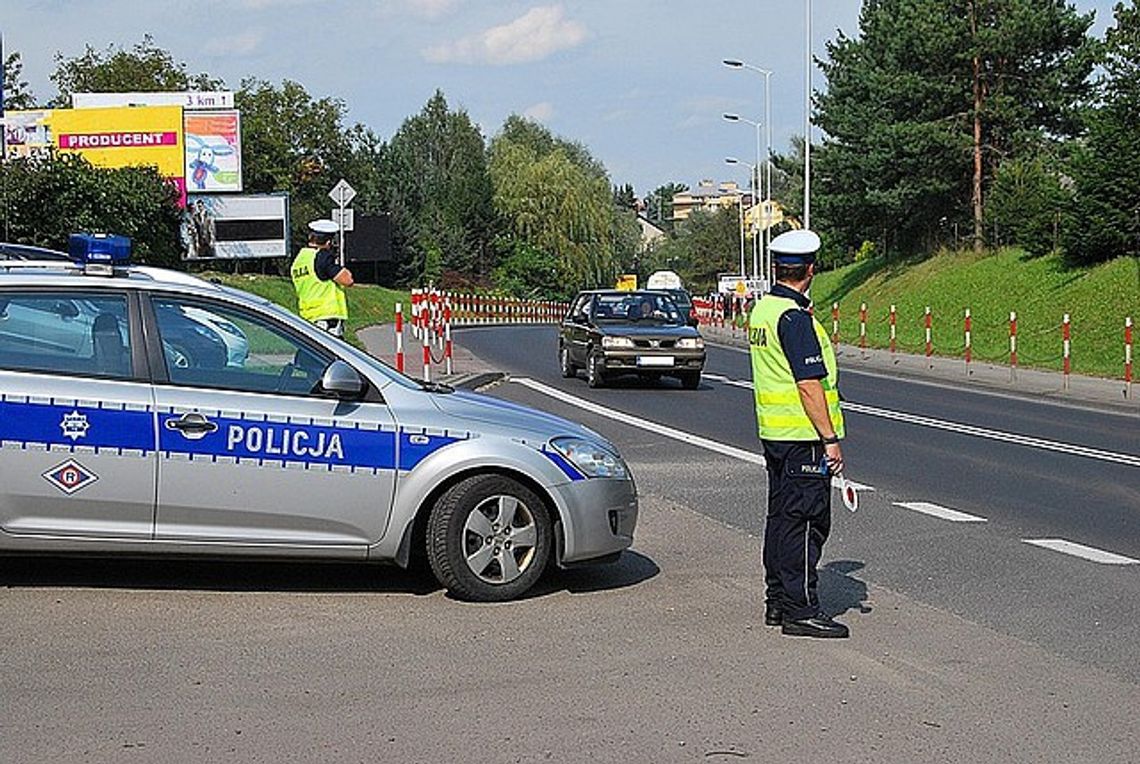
top-left (391, 288), bottom-right (569, 378)
top-left (828, 301), bottom-right (1134, 396)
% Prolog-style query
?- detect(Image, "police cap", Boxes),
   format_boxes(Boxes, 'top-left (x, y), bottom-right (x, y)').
top-left (308, 219), bottom-right (340, 236)
top-left (770, 229), bottom-right (821, 265)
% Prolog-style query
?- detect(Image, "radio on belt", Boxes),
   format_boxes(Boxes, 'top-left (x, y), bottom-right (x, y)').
top-left (68, 233), bottom-right (131, 276)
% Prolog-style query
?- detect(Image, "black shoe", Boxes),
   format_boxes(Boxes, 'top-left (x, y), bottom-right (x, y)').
top-left (764, 605), bottom-right (783, 627)
top-left (781, 613), bottom-right (850, 639)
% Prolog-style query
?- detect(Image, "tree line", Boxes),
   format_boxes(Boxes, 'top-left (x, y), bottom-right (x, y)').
top-left (4, 3), bottom-right (1140, 296)
top-left (0, 37), bottom-right (641, 297)
top-left (812, 0), bottom-right (1140, 268)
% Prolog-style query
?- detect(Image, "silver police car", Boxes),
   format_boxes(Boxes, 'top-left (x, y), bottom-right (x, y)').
top-left (0, 235), bottom-right (637, 601)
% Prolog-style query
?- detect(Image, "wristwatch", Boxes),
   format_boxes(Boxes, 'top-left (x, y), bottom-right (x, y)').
top-left (821, 435), bottom-right (840, 445)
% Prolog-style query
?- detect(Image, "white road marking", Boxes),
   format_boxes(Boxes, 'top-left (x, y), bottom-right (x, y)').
top-left (703, 373), bottom-right (1140, 469)
top-left (1021, 539), bottom-right (1139, 566)
top-left (893, 501), bottom-right (987, 523)
top-left (509, 377), bottom-right (874, 492)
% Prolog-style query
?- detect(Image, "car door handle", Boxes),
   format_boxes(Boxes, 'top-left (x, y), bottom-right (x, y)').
top-left (165, 412), bottom-right (218, 440)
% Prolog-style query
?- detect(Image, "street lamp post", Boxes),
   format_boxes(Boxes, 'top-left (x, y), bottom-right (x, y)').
top-left (723, 59), bottom-right (774, 284)
top-left (723, 113), bottom-right (762, 280)
top-left (725, 157), bottom-right (755, 281)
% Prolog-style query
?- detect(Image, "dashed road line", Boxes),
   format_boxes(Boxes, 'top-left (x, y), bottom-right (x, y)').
top-left (703, 373), bottom-right (1140, 469)
top-left (1021, 539), bottom-right (1139, 566)
top-left (893, 501), bottom-right (988, 523)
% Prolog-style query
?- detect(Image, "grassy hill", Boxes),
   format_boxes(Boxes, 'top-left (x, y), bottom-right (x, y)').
top-left (811, 249), bottom-right (1140, 379)
top-left (207, 273), bottom-right (409, 348)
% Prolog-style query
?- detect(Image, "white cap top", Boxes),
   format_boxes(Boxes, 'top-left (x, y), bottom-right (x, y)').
top-left (770, 229), bottom-right (821, 257)
top-left (308, 219), bottom-right (340, 235)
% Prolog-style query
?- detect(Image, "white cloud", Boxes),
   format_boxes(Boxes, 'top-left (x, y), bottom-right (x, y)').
top-left (523, 101), bottom-right (555, 121)
top-left (423, 5), bottom-right (588, 66)
top-left (203, 30), bottom-right (264, 57)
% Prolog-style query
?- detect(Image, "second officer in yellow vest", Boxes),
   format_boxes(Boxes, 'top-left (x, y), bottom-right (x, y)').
top-left (749, 229), bottom-right (849, 639)
top-left (291, 219), bottom-right (354, 338)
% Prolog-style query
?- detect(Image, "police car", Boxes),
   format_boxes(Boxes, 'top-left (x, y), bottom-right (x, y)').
top-left (0, 234), bottom-right (637, 601)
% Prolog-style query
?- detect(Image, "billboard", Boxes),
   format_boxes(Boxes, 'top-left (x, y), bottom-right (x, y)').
top-left (184, 110), bottom-right (242, 192)
top-left (52, 105), bottom-right (186, 205)
top-left (182, 194), bottom-right (289, 260)
top-left (3, 110), bottom-right (53, 159)
top-left (72, 91), bottom-right (235, 110)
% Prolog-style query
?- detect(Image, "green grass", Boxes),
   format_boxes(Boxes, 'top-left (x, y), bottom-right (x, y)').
top-left (206, 273), bottom-right (409, 348)
top-left (811, 250), bottom-right (1140, 379)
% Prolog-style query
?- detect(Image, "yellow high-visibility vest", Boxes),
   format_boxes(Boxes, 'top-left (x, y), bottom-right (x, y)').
top-left (749, 293), bottom-right (845, 441)
top-left (291, 247), bottom-right (347, 322)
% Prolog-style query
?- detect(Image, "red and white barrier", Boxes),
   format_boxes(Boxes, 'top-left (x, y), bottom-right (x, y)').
top-left (422, 323), bottom-right (431, 383)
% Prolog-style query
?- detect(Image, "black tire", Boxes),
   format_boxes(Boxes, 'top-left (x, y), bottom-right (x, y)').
top-left (586, 350), bottom-right (606, 388)
top-left (559, 344), bottom-right (576, 378)
top-left (426, 474), bottom-right (553, 602)
top-left (679, 371), bottom-right (701, 390)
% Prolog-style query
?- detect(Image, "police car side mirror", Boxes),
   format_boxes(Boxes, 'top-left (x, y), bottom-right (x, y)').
top-left (320, 360), bottom-right (365, 399)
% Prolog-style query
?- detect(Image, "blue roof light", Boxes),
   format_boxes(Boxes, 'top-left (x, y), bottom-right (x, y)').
top-left (68, 233), bottom-right (131, 273)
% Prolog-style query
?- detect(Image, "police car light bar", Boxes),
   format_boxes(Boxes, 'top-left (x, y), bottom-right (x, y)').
top-left (68, 233), bottom-right (131, 276)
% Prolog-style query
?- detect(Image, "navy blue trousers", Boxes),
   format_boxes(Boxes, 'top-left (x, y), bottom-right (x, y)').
top-left (761, 440), bottom-right (832, 620)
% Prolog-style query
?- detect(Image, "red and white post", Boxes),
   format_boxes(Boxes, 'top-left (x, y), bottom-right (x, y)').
top-left (924, 306), bottom-right (933, 367)
top-left (1126, 316), bottom-right (1133, 399)
top-left (444, 299), bottom-right (454, 375)
top-left (1062, 313), bottom-right (1071, 391)
top-left (422, 318), bottom-right (431, 383)
top-left (831, 303), bottom-right (839, 346)
top-left (859, 302), bottom-right (867, 353)
top-left (889, 304), bottom-right (897, 355)
top-left (394, 302), bottom-right (405, 373)
top-left (964, 308), bottom-right (972, 374)
top-left (1009, 311), bottom-right (1018, 382)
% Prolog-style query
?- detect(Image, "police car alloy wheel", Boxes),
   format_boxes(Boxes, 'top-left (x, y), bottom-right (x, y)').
top-left (559, 344), bottom-right (575, 378)
top-left (427, 474), bottom-right (553, 602)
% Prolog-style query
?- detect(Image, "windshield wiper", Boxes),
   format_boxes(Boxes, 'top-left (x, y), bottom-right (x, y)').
top-left (417, 380), bottom-right (454, 394)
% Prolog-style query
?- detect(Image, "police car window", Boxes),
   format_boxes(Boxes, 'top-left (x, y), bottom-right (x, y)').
top-left (152, 298), bottom-right (331, 395)
top-left (0, 292), bottom-right (132, 379)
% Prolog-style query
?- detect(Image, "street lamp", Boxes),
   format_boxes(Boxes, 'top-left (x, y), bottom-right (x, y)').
top-left (724, 157), bottom-right (752, 279)
top-left (724, 60), bottom-right (774, 284)
top-left (723, 113), bottom-right (762, 280)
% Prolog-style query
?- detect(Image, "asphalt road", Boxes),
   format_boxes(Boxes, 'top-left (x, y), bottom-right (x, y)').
top-left (459, 325), bottom-right (1140, 684)
top-left (3, 323), bottom-right (1138, 763)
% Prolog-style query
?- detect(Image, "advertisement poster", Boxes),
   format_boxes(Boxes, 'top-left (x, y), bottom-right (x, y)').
top-left (3, 110), bottom-right (53, 160)
top-left (182, 194), bottom-right (289, 260)
top-left (51, 105), bottom-right (186, 205)
top-left (184, 111), bottom-right (242, 192)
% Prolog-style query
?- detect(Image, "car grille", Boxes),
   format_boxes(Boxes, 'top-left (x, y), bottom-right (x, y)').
top-left (633, 339), bottom-right (676, 349)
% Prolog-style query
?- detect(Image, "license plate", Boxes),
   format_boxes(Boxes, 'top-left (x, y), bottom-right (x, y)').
top-left (637, 356), bottom-right (674, 367)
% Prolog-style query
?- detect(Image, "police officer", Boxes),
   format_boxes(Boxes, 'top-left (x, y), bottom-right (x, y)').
top-left (291, 219), bottom-right (354, 337)
top-left (748, 229), bottom-right (849, 639)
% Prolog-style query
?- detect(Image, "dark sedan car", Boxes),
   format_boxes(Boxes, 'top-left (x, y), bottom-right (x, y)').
top-left (559, 289), bottom-right (706, 389)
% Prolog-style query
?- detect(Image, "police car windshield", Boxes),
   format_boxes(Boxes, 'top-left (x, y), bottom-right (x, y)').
top-left (594, 292), bottom-right (683, 324)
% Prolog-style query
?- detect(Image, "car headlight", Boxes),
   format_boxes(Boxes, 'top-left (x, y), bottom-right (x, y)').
top-left (549, 437), bottom-right (629, 479)
top-left (601, 336), bottom-right (635, 349)
top-left (676, 337), bottom-right (704, 349)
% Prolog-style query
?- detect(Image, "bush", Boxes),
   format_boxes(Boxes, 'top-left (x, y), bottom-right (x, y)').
top-left (0, 152), bottom-right (183, 267)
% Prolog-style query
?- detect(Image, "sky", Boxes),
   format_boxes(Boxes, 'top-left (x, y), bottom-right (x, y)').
top-left (1, 1), bottom-right (1123, 197)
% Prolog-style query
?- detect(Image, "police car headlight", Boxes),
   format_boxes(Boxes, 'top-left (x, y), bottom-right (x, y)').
top-left (550, 437), bottom-right (629, 479)
top-left (676, 337), bottom-right (704, 349)
top-left (601, 336), bottom-right (635, 349)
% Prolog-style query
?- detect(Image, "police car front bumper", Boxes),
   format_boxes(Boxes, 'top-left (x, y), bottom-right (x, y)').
top-left (552, 476), bottom-right (638, 565)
